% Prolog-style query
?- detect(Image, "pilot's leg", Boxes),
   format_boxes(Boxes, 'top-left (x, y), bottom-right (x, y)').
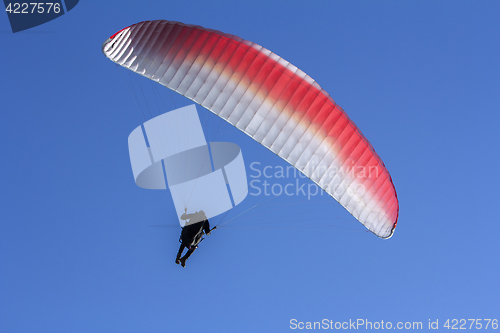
top-left (176, 244), bottom-right (185, 264)
top-left (179, 247), bottom-right (196, 267)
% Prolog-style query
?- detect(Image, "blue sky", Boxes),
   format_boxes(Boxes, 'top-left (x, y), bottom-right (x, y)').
top-left (1, 1), bottom-right (499, 332)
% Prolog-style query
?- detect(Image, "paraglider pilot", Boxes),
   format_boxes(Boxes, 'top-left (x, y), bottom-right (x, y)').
top-left (176, 208), bottom-right (212, 267)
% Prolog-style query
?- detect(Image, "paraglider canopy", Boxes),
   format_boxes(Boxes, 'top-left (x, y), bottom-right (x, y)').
top-left (103, 20), bottom-right (398, 238)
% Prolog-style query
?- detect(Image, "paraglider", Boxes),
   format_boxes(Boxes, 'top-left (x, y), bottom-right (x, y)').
top-left (176, 209), bottom-right (214, 267)
top-left (102, 20), bottom-right (399, 239)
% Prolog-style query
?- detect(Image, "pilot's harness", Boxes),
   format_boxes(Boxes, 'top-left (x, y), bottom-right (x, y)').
top-left (179, 226), bottom-right (217, 248)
